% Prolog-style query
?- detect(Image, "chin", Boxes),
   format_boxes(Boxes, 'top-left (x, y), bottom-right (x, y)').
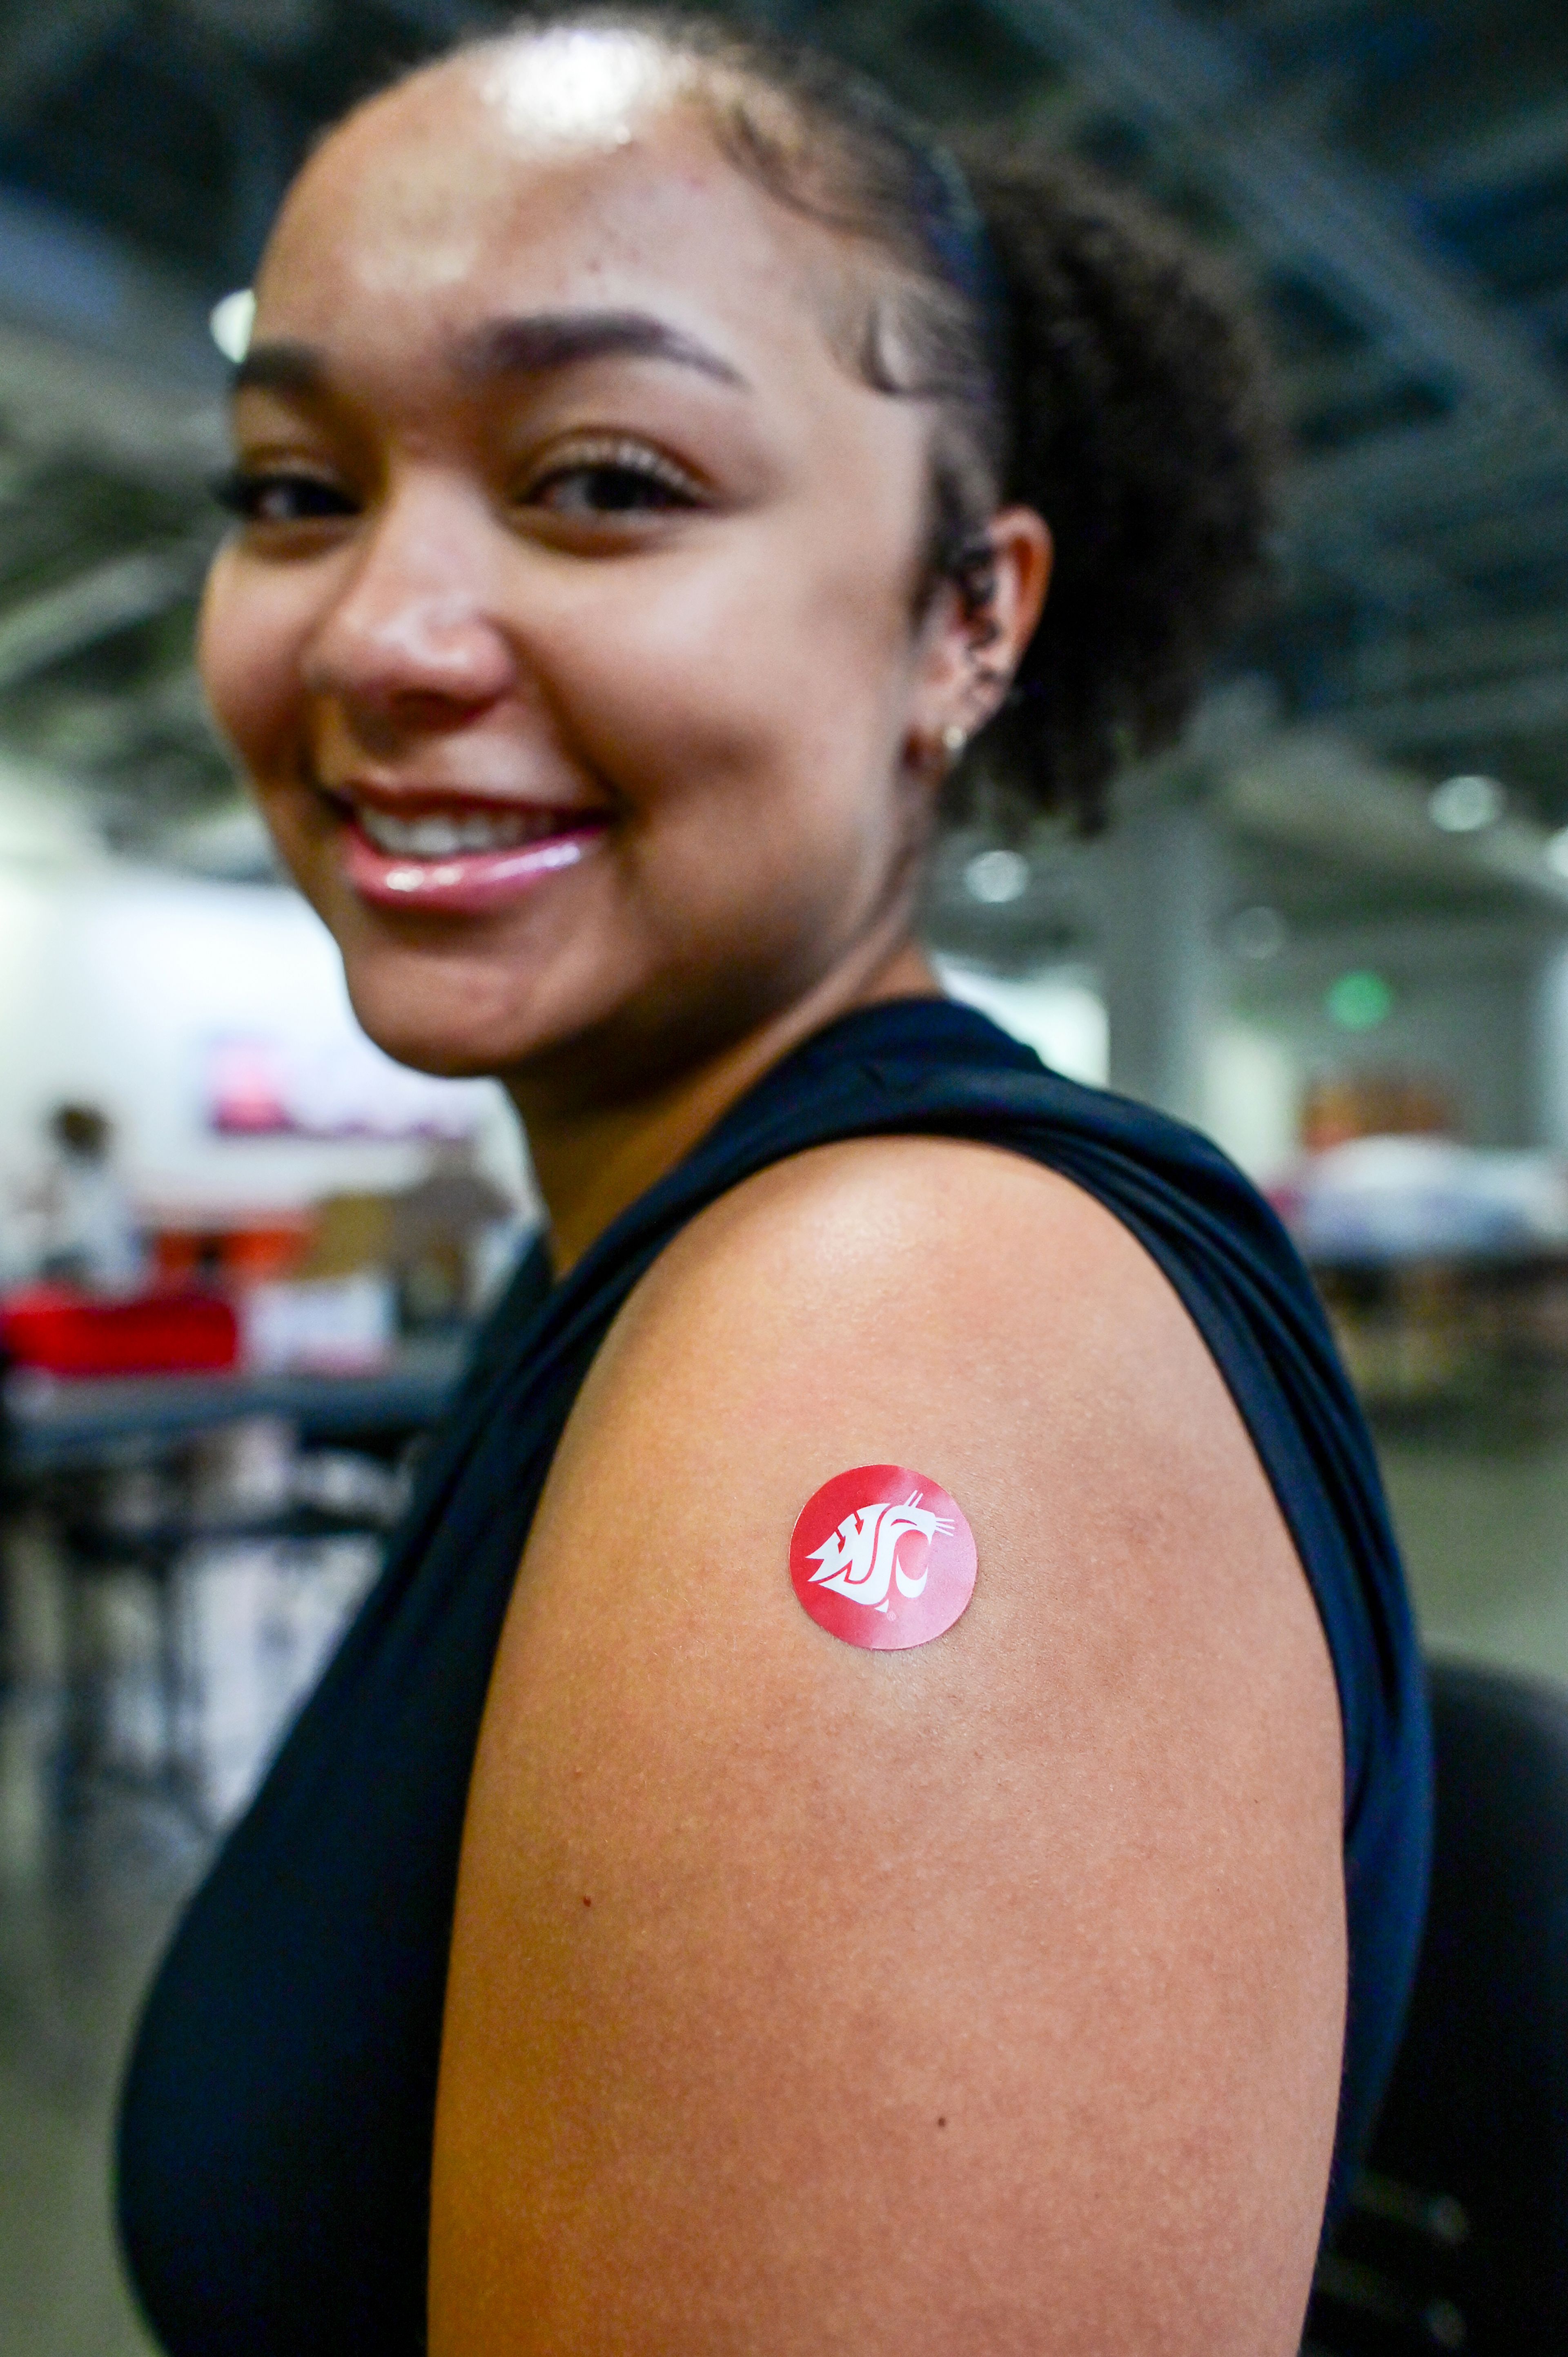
top-left (339, 964), bottom-right (540, 1081)
top-left (370, 1029), bottom-right (520, 1082)
top-left (341, 932), bottom-right (640, 1085)
top-left (327, 881), bottom-right (638, 1075)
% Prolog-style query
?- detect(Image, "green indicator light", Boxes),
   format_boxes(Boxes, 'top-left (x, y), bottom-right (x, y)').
top-left (1327, 970), bottom-right (1393, 1030)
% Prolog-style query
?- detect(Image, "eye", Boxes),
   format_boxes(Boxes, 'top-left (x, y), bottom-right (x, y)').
top-left (213, 468), bottom-right (359, 526)
top-left (519, 438), bottom-right (704, 521)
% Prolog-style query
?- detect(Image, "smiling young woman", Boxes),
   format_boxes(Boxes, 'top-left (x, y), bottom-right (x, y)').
top-left (116, 15), bottom-right (1430, 2356)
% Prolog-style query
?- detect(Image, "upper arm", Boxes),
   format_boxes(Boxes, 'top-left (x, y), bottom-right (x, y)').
top-left (430, 1136), bottom-right (1346, 2356)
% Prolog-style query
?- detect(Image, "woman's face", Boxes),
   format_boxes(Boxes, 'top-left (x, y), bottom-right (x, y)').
top-left (201, 39), bottom-right (976, 1096)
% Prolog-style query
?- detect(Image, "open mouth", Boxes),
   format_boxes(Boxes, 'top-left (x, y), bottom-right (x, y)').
top-left (356, 805), bottom-right (565, 857)
top-left (329, 790), bottom-right (612, 914)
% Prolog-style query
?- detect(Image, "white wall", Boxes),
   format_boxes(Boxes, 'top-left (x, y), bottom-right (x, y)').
top-left (935, 958), bottom-right (1300, 1182)
top-left (1202, 1024), bottom-right (1302, 1181)
top-left (935, 958), bottom-right (1109, 1085)
top-left (9, 847), bottom-right (1535, 1258)
top-left (1233, 926), bottom-right (1540, 1151)
top-left (0, 860), bottom-right (532, 1224)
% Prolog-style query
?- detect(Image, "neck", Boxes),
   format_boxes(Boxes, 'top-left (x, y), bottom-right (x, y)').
top-left (511, 936), bottom-right (942, 1275)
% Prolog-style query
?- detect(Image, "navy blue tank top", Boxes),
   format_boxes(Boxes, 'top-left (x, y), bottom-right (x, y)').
top-left (118, 999), bottom-right (1431, 2354)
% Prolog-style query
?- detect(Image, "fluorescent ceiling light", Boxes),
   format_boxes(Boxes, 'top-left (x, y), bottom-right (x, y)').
top-left (964, 848), bottom-right (1030, 904)
top-left (209, 288), bottom-right (255, 364)
top-left (1429, 772), bottom-right (1504, 832)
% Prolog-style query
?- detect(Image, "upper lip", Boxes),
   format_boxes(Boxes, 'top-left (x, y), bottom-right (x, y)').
top-left (319, 778), bottom-right (611, 823)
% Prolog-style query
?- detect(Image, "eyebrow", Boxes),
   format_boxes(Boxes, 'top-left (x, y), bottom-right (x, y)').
top-left (452, 309), bottom-right (749, 389)
top-left (232, 339), bottom-right (330, 399)
top-left (232, 310), bottom-right (749, 401)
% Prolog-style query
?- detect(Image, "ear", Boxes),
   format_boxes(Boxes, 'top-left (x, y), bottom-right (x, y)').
top-left (904, 506), bottom-right (1054, 772)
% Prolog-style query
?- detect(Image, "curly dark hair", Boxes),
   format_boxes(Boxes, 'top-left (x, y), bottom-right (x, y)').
top-left (450, 7), bottom-right (1283, 832)
top-left (960, 148), bottom-right (1281, 832)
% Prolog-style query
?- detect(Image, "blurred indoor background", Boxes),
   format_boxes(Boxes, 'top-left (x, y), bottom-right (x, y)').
top-left (4, 0), bottom-right (1568, 2349)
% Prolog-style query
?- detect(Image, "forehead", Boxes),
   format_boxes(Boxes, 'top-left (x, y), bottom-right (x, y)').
top-left (256, 41), bottom-right (856, 382)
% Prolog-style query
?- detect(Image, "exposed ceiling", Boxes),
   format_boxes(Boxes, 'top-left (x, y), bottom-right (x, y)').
top-left (2, 0), bottom-right (1567, 931)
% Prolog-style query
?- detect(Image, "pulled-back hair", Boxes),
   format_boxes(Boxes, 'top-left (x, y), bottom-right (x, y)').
top-left (456, 7), bottom-right (1282, 832)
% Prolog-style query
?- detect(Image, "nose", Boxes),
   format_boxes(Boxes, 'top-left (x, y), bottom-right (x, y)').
top-left (302, 476), bottom-right (520, 732)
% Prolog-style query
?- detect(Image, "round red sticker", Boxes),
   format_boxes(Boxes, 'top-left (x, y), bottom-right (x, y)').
top-left (789, 1465), bottom-right (976, 1651)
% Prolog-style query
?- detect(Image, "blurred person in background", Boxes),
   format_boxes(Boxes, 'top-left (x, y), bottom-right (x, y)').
top-left (388, 1135), bottom-right (521, 1327)
top-left (116, 13), bottom-right (1431, 2354)
top-left (35, 1101), bottom-right (145, 1293)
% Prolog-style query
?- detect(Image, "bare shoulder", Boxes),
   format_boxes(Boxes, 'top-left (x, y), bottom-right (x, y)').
top-left (431, 1134), bottom-right (1346, 2357)
top-left (560, 1132), bottom-right (1328, 1678)
top-left (591, 1128), bottom-right (1285, 1519)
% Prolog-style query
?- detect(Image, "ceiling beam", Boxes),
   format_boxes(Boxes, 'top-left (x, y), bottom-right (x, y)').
top-left (1415, 93), bottom-right (1568, 207)
top-left (1357, 611), bottom-right (1568, 700)
top-left (782, 0), bottom-right (1568, 615)
top-left (0, 0), bottom-right (128, 129)
top-left (1223, 730), bottom-right (1568, 910)
top-left (1296, 410), bottom-right (1568, 519)
top-left (0, 181), bottom-right (221, 393)
top-left (1341, 669), bottom-right (1568, 755)
top-left (0, 314), bottom-right (223, 486)
top-left (372, 0), bottom-right (498, 40)
top-left (931, 0), bottom-right (1568, 648)
top-left (1280, 341), bottom-right (1432, 422)
top-left (987, 0), bottom-right (1567, 426)
top-left (1225, 0), bottom-right (1365, 34)
top-left (0, 540), bottom-right (212, 696)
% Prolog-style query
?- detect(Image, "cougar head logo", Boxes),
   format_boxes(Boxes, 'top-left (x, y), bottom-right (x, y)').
top-left (806, 1491), bottom-right (955, 1614)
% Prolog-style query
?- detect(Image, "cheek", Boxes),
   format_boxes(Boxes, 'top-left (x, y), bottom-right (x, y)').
top-left (198, 551), bottom-right (317, 780)
top-left (542, 521), bottom-right (921, 836)
top-left (552, 562), bottom-right (920, 999)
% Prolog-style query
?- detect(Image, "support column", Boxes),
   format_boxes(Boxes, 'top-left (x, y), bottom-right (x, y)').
top-left (1098, 802), bottom-right (1227, 1125)
top-left (1530, 939), bottom-right (1568, 1150)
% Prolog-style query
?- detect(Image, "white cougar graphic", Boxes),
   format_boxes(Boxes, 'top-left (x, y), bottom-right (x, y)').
top-left (806, 1491), bottom-right (954, 1614)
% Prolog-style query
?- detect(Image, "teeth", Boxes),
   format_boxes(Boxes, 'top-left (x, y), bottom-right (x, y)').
top-left (408, 818), bottom-right (464, 856)
top-left (357, 806), bottom-right (543, 857)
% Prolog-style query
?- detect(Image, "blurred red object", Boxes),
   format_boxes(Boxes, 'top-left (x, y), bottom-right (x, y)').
top-left (0, 1284), bottom-right (239, 1378)
top-left (151, 1215), bottom-right (313, 1287)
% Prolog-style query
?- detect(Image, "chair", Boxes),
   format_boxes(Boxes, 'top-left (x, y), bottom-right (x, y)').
top-left (1305, 1659), bottom-right (1568, 2355)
